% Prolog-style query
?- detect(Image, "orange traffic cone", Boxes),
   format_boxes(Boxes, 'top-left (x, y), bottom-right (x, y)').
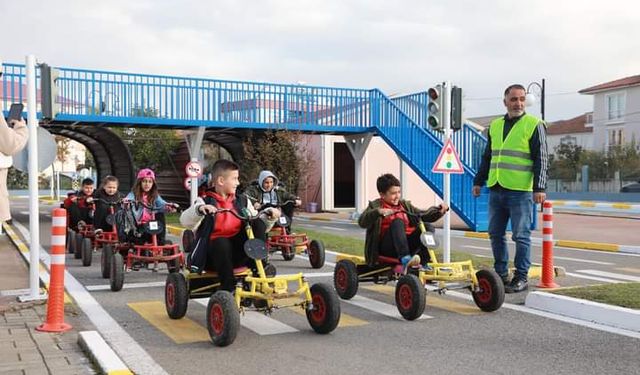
top-left (37, 208), bottom-right (72, 332)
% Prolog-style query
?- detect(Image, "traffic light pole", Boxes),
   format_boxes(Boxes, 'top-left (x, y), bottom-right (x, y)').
top-left (442, 81), bottom-right (451, 263)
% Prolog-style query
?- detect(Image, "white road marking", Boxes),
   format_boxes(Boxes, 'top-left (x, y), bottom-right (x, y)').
top-left (472, 254), bottom-right (493, 258)
top-left (576, 269), bottom-right (640, 282)
top-left (86, 281), bottom-right (166, 291)
top-left (13, 220), bottom-right (168, 375)
top-left (565, 272), bottom-right (621, 284)
top-left (464, 245), bottom-right (491, 251)
top-left (193, 298), bottom-right (299, 335)
top-left (321, 226), bottom-right (346, 231)
top-left (550, 256), bottom-right (613, 265)
top-left (344, 294), bottom-right (432, 321)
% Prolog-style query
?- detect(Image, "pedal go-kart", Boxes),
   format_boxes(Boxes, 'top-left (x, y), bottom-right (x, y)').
top-left (63, 194), bottom-right (96, 267)
top-left (333, 211), bottom-right (504, 320)
top-left (262, 200), bottom-right (325, 269)
top-left (97, 200), bottom-right (124, 278)
top-left (165, 208), bottom-right (340, 347)
top-left (107, 201), bottom-right (184, 292)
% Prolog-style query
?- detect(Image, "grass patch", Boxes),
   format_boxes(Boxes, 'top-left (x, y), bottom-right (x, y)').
top-left (550, 283), bottom-right (640, 310)
top-left (165, 212), bottom-right (181, 225)
top-left (294, 226), bottom-right (495, 269)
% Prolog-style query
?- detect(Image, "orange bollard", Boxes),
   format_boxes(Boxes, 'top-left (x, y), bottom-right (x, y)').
top-left (36, 208), bottom-right (72, 332)
top-left (537, 201), bottom-right (559, 288)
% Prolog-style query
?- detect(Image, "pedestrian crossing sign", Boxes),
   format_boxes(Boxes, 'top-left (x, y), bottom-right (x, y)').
top-left (432, 138), bottom-right (464, 174)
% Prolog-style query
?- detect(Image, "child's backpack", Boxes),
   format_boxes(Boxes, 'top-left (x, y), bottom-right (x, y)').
top-left (114, 205), bottom-right (138, 242)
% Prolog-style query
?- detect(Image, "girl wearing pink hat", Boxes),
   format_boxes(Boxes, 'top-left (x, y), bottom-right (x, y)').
top-left (125, 168), bottom-right (176, 244)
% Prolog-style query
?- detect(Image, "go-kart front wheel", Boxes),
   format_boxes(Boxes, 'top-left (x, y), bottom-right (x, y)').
top-left (333, 260), bottom-right (358, 300)
top-left (395, 274), bottom-right (426, 321)
top-left (308, 240), bottom-right (325, 269)
top-left (81, 238), bottom-right (93, 267)
top-left (306, 283), bottom-right (340, 334)
top-left (165, 273), bottom-right (188, 319)
top-left (74, 233), bottom-right (84, 259)
top-left (110, 253), bottom-right (125, 292)
top-left (282, 246), bottom-right (295, 261)
top-left (101, 244), bottom-right (113, 279)
top-left (67, 229), bottom-right (75, 254)
top-left (472, 269), bottom-right (505, 312)
top-left (207, 291), bottom-right (240, 347)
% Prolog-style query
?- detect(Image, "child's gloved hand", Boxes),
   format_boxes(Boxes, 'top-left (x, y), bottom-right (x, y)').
top-left (253, 202), bottom-right (262, 210)
top-left (295, 199), bottom-right (302, 207)
top-left (264, 207), bottom-right (281, 219)
top-left (438, 204), bottom-right (449, 214)
top-left (378, 208), bottom-right (394, 217)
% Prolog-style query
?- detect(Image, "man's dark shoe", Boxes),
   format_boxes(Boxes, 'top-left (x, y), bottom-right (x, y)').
top-left (500, 274), bottom-right (511, 285)
top-left (505, 277), bottom-right (528, 293)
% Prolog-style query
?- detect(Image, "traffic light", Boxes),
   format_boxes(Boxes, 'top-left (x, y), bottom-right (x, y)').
top-left (450, 86), bottom-right (463, 131)
top-left (427, 84), bottom-right (443, 131)
top-left (41, 63), bottom-right (61, 119)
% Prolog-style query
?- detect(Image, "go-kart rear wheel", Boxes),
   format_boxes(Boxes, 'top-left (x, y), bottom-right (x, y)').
top-left (282, 246), bottom-right (295, 261)
top-left (182, 229), bottom-right (195, 253)
top-left (395, 274), bottom-right (426, 321)
top-left (165, 273), bottom-right (188, 319)
top-left (101, 245), bottom-right (113, 279)
top-left (306, 283), bottom-right (340, 334)
top-left (333, 260), bottom-right (358, 300)
top-left (207, 291), bottom-right (239, 347)
top-left (67, 229), bottom-right (75, 254)
top-left (308, 240), bottom-right (325, 269)
top-left (74, 233), bottom-right (83, 259)
top-left (264, 263), bottom-right (277, 277)
top-left (110, 253), bottom-right (125, 292)
top-left (81, 238), bottom-right (93, 267)
top-left (472, 269), bottom-right (505, 312)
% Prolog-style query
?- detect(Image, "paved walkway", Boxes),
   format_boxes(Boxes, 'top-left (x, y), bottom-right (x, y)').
top-left (0, 234), bottom-right (96, 375)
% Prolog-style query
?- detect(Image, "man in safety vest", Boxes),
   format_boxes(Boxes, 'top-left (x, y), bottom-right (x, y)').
top-left (472, 84), bottom-right (548, 293)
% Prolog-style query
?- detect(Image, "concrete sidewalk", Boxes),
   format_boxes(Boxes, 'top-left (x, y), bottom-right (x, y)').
top-left (0, 234), bottom-right (97, 374)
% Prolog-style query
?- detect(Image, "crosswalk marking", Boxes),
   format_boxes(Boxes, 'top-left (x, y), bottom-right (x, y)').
top-left (128, 301), bottom-right (210, 344)
top-left (194, 298), bottom-right (299, 335)
top-left (361, 284), bottom-right (480, 315)
top-left (279, 297), bottom-right (368, 328)
top-left (616, 267), bottom-right (640, 274)
top-left (551, 256), bottom-right (613, 265)
top-left (342, 293), bottom-right (432, 321)
top-left (576, 269), bottom-right (640, 282)
top-left (86, 281), bottom-right (165, 291)
top-left (565, 272), bottom-right (621, 284)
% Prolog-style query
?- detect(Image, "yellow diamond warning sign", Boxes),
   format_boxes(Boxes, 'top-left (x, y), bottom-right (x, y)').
top-left (432, 138), bottom-right (464, 174)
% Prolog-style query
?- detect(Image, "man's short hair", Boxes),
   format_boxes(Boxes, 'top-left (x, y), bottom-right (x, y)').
top-left (211, 159), bottom-right (239, 180)
top-left (376, 173), bottom-right (401, 194)
top-left (504, 84), bottom-right (526, 97)
top-left (81, 178), bottom-right (94, 186)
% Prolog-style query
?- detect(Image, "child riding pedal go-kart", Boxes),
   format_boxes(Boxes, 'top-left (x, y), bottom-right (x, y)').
top-left (333, 173), bottom-right (505, 320)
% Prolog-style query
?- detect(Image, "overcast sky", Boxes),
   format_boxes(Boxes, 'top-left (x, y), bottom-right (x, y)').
top-left (4, 0), bottom-right (640, 122)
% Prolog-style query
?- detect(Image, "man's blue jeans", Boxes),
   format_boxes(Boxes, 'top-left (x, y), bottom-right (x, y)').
top-left (488, 188), bottom-right (533, 280)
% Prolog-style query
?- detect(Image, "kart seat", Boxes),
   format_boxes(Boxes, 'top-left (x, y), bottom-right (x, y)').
top-left (377, 255), bottom-right (401, 265)
top-left (202, 266), bottom-right (250, 277)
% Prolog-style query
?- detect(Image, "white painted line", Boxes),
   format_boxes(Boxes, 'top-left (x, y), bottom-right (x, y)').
top-left (321, 226), bottom-right (346, 231)
top-left (12, 221), bottom-right (168, 375)
top-left (19, 210), bottom-right (29, 216)
top-left (550, 256), bottom-right (613, 265)
top-left (194, 298), bottom-right (299, 335)
top-left (78, 331), bottom-right (132, 375)
top-left (472, 254), bottom-right (493, 259)
top-left (0, 288), bottom-right (32, 296)
top-left (565, 272), bottom-right (621, 284)
top-left (577, 269), bottom-right (640, 282)
top-left (525, 292), bottom-right (640, 333)
top-left (86, 281), bottom-right (166, 291)
top-left (427, 286), bottom-right (640, 340)
top-left (463, 245), bottom-right (491, 251)
top-left (344, 294), bottom-right (432, 321)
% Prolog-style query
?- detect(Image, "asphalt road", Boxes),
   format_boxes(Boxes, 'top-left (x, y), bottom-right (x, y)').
top-left (9, 199), bottom-right (640, 375)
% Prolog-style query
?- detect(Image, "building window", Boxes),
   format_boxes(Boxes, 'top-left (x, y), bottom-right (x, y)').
top-left (560, 135), bottom-right (577, 146)
top-left (608, 129), bottom-right (624, 149)
top-left (606, 93), bottom-right (625, 121)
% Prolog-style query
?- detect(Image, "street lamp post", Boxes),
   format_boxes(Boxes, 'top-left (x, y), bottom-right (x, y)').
top-left (526, 78), bottom-right (546, 121)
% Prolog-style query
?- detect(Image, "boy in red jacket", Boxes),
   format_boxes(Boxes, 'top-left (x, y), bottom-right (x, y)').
top-left (180, 160), bottom-right (270, 291)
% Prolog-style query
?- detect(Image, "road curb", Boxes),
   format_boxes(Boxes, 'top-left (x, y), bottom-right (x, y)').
top-left (78, 331), bottom-right (133, 375)
top-left (525, 291), bottom-right (640, 333)
top-left (167, 225), bottom-right (183, 237)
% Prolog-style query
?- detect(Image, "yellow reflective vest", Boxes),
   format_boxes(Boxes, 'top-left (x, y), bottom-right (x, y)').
top-left (487, 114), bottom-right (541, 191)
